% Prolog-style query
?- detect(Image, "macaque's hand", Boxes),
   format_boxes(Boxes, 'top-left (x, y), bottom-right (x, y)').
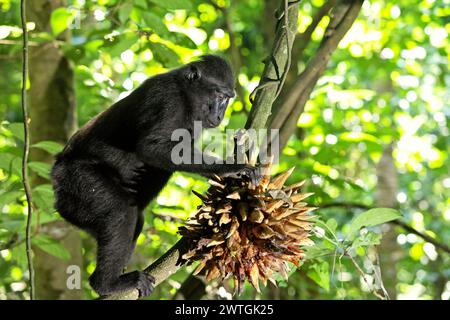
top-left (222, 164), bottom-right (262, 186)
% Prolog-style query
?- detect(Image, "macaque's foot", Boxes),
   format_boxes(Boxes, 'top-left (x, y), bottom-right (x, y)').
top-left (89, 270), bottom-right (155, 297)
top-left (129, 271), bottom-right (155, 297)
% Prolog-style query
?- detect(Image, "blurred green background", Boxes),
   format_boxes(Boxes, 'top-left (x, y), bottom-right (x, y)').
top-left (0, 0), bottom-right (448, 300)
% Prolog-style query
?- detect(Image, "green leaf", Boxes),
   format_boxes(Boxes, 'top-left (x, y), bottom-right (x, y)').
top-left (0, 216), bottom-right (24, 232)
top-left (304, 243), bottom-right (334, 260)
top-left (50, 7), bottom-right (75, 36)
top-left (33, 184), bottom-right (55, 211)
top-left (8, 122), bottom-right (24, 142)
top-left (348, 208), bottom-right (402, 238)
top-left (168, 32), bottom-right (197, 49)
top-left (306, 261), bottom-right (330, 291)
top-left (108, 32), bottom-right (139, 57)
top-left (150, 42), bottom-right (180, 68)
top-left (149, 0), bottom-right (192, 10)
top-left (326, 218), bottom-right (338, 233)
top-left (31, 141), bottom-right (64, 155)
top-left (11, 243), bottom-right (28, 269)
top-left (31, 210), bottom-right (60, 226)
top-left (0, 190), bottom-right (23, 206)
top-left (0, 155), bottom-right (21, 178)
top-left (135, 0), bottom-right (148, 9)
top-left (28, 161), bottom-right (51, 180)
top-left (11, 156), bottom-right (22, 177)
top-left (0, 153), bottom-right (17, 171)
top-left (33, 235), bottom-right (71, 261)
top-left (141, 12), bottom-right (169, 35)
top-left (118, 3), bottom-right (133, 24)
top-left (351, 231), bottom-right (382, 250)
top-left (0, 229), bottom-right (13, 241)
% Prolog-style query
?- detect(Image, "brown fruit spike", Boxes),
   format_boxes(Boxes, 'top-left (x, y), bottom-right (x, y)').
top-left (290, 192), bottom-right (314, 202)
top-left (238, 203), bottom-right (249, 221)
top-left (254, 224), bottom-right (275, 239)
top-left (226, 216), bottom-right (239, 239)
top-left (249, 209), bottom-right (265, 223)
top-left (266, 200), bottom-right (284, 213)
top-left (177, 161), bottom-right (317, 295)
top-left (226, 191), bottom-right (241, 200)
top-left (268, 167), bottom-right (295, 190)
top-left (249, 263), bottom-right (261, 293)
top-left (285, 180), bottom-right (306, 191)
top-left (219, 213), bottom-right (232, 225)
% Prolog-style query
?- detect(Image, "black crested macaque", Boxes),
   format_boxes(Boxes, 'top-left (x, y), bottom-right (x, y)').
top-left (51, 55), bottom-right (259, 297)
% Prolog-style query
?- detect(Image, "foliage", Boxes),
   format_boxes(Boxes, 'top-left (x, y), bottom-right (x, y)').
top-left (0, 0), bottom-right (449, 300)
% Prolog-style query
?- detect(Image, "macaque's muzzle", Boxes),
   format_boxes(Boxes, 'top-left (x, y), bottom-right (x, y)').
top-left (206, 97), bottom-right (230, 128)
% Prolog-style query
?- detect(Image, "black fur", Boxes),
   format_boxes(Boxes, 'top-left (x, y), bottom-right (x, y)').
top-left (51, 55), bottom-right (257, 297)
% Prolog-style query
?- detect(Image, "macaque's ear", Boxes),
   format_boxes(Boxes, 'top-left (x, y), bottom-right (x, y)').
top-left (185, 65), bottom-right (201, 81)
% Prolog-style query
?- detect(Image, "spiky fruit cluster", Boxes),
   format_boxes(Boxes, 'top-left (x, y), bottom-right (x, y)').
top-left (178, 163), bottom-right (317, 294)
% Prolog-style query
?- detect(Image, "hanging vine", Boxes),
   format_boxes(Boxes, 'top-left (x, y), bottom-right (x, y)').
top-left (20, 0), bottom-right (35, 300)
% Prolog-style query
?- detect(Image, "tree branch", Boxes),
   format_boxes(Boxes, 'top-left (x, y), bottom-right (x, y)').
top-left (392, 220), bottom-right (450, 255)
top-left (320, 202), bottom-right (371, 210)
top-left (344, 251), bottom-right (387, 300)
top-left (321, 202), bottom-right (450, 254)
top-left (245, 0), bottom-right (300, 130)
top-left (270, 0), bottom-right (336, 128)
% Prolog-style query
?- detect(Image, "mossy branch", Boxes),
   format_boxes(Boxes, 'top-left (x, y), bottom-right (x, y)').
top-left (245, 0), bottom-right (300, 130)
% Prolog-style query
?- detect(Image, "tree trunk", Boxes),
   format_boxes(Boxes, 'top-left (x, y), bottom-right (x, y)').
top-left (261, 0), bottom-right (279, 51)
top-left (375, 145), bottom-right (401, 299)
top-left (28, 0), bottom-right (83, 300)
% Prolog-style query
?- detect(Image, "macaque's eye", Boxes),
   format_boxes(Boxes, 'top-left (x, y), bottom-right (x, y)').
top-left (216, 92), bottom-right (226, 100)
